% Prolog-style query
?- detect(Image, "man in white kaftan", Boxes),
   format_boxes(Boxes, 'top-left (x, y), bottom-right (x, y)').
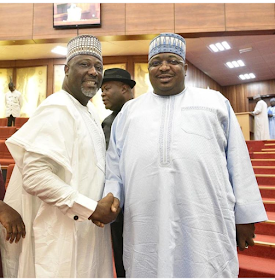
top-left (102, 33), bottom-right (267, 278)
top-left (0, 35), bottom-right (117, 278)
top-left (252, 94), bottom-right (270, 140)
top-left (267, 98), bottom-right (275, 139)
top-left (5, 82), bottom-right (23, 127)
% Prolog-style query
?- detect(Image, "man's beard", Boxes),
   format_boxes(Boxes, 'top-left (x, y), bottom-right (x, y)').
top-left (81, 86), bottom-right (97, 99)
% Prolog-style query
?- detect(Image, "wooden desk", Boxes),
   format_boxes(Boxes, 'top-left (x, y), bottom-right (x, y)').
top-left (235, 112), bottom-right (254, 140)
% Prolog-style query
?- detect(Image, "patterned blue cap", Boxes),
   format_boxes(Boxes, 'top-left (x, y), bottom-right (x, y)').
top-left (148, 33), bottom-right (186, 61)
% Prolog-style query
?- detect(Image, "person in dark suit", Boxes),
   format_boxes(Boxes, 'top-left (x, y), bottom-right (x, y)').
top-left (101, 68), bottom-right (136, 277)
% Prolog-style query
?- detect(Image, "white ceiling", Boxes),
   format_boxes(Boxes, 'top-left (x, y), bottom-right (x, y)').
top-left (1, 34), bottom-right (275, 87)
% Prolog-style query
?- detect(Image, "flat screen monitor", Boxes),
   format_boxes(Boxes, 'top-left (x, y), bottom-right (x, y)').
top-left (53, 3), bottom-right (101, 29)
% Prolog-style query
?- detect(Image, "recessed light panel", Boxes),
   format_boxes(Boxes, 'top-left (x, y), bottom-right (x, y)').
top-left (222, 41), bottom-right (231, 50)
top-left (209, 44), bottom-right (219, 52)
top-left (208, 41), bottom-right (231, 52)
top-left (239, 73), bottom-right (256, 80)
top-left (226, 60), bottom-right (245, 68)
top-left (226, 62), bottom-right (234, 68)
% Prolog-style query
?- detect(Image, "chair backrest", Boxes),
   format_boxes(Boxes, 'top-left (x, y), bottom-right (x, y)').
top-left (0, 127), bottom-right (17, 140)
top-left (14, 117), bottom-right (29, 129)
top-left (0, 140), bottom-right (13, 159)
top-left (5, 163), bottom-right (15, 190)
top-left (0, 140), bottom-right (15, 169)
top-left (0, 118), bottom-right (8, 127)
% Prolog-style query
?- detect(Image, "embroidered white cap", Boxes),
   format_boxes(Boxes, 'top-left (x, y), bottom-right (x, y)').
top-left (66, 34), bottom-right (102, 64)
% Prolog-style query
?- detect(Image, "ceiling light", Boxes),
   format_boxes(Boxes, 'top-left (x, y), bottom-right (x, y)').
top-left (239, 73), bottom-right (256, 80)
top-left (222, 41), bottom-right (231, 50)
top-left (232, 61), bottom-right (239, 68)
top-left (239, 75), bottom-right (246, 80)
top-left (209, 44), bottom-right (219, 52)
top-left (239, 47), bottom-right (252, 54)
top-left (226, 62), bottom-right (234, 68)
top-left (237, 60), bottom-right (245, 66)
top-left (216, 43), bottom-right (224, 51)
top-left (209, 41), bottom-right (231, 53)
top-left (51, 46), bottom-right (67, 56)
top-left (226, 60), bottom-right (245, 68)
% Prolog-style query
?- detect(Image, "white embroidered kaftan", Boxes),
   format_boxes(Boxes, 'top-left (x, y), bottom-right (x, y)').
top-left (5, 89), bottom-right (23, 117)
top-left (0, 90), bottom-right (113, 278)
top-left (104, 87), bottom-right (267, 278)
top-left (253, 99), bottom-right (270, 140)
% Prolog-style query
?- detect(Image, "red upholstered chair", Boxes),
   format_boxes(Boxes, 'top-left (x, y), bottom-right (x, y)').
top-left (14, 117), bottom-right (29, 129)
top-left (0, 140), bottom-right (15, 169)
top-left (0, 169), bottom-right (5, 200)
top-left (0, 118), bottom-right (8, 127)
top-left (0, 127), bottom-right (17, 140)
top-left (5, 163), bottom-right (15, 190)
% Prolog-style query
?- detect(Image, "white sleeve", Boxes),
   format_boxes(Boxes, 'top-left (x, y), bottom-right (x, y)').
top-left (22, 151), bottom-right (97, 221)
top-left (225, 101), bottom-right (267, 224)
top-left (103, 112), bottom-right (124, 207)
top-left (253, 101), bottom-right (262, 115)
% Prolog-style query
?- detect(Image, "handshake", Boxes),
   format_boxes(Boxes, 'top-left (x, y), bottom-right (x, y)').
top-left (89, 192), bottom-right (120, 228)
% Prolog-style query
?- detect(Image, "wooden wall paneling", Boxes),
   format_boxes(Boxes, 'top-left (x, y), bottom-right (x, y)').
top-left (224, 85), bottom-right (250, 112)
top-left (224, 85), bottom-right (246, 113)
top-left (103, 56), bottom-right (130, 87)
top-left (54, 58), bottom-right (66, 65)
top-left (33, 3), bottom-right (77, 40)
top-left (14, 59), bottom-right (52, 68)
top-left (33, 3), bottom-right (126, 41)
top-left (237, 86), bottom-right (246, 112)
top-left (222, 79), bottom-right (275, 113)
top-left (2, 3), bottom-right (275, 44)
top-left (185, 61), bottom-right (222, 92)
top-left (47, 59), bottom-right (54, 97)
top-left (0, 3), bottom-right (34, 40)
top-left (129, 55), bottom-right (148, 74)
top-left (79, 4), bottom-right (126, 37)
top-left (175, 3), bottom-right (226, 34)
top-left (221, 87), bottom-right (229, 101)
top-left (0, 61), bottom-right (16, 68)
top-left (103, 56), bottom-right (129, 67)
top-left (12, 68), bottom-right (16, 86)
top-left (125, 55), bottom-right (135, 80)
top-left (225, 3), bottom-right (275, 31)
top-left (125, 3), bottom-right (174, 35)
top-left (246, 81), bottom-right (271, 98)
top-left (231, 86), bottom-right (238, 112)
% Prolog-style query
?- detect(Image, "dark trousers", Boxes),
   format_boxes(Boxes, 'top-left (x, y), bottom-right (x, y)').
top-left (7, 115), bottom-right (15, 127)
top-left (111, 211), bottom-right (125, 277)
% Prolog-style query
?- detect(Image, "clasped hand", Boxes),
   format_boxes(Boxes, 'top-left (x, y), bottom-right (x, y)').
top-left (0, 201), bottom-right (26, 243)
top-left (89, 192), bottom-right (120, 228)
top-left (236, 223), bottom-right (255, 251)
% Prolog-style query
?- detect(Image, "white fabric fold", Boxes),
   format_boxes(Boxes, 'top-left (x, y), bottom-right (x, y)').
top-left (0, 90), bottom-right (113, 278)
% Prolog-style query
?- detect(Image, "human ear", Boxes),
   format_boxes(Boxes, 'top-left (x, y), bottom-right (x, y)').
top-left (121, 84), bottom-right (128, 95)
top-left (184, 63), bottom-right (188, 73)
top-left (64, 65), bottom-right (69, 76)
